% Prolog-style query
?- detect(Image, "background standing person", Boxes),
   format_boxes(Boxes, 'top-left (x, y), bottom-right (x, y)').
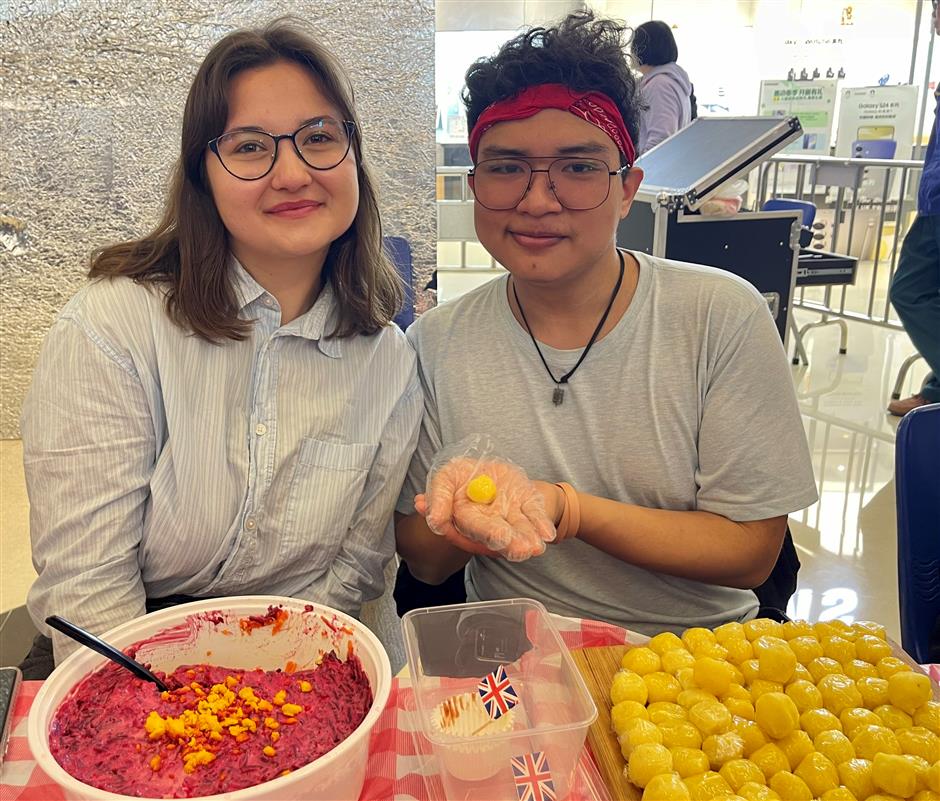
top-left (21, 19), bottom-right (422, 675)
top-left (886, 3), bottom-right (940, 416)
top-left (631, 20), bottom-right (695, 154)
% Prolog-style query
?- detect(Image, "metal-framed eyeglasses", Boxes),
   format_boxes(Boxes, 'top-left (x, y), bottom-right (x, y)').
top-left (208, 118), bottom-right (356, 181)
top-left (468, 157), bottom-right (630, 211)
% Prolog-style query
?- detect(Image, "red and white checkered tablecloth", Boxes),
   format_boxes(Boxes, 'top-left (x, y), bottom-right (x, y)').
top-left (0, 616), bottom-right (638, 801)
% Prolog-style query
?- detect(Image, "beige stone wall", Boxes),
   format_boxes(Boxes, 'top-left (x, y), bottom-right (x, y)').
top-left (0, 0), bottom-right (435, 437)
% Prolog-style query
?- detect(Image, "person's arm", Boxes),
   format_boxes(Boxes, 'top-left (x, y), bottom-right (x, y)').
top-left (395, 511), bottom-right (475, 584)
top-left (299, 376), bottom-right (423, 616)
top-left (641, 77), bottom-right (685, 151)
top-left (23, 315), bottom-right (155, 664)
top-left (533, 483), bottom-right (786, 589)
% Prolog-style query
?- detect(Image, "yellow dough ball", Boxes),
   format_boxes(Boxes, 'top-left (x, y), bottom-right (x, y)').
top-left (785, 679), bottom-right (824, 713)
top-left (694, 656), bottom-right (736, 696)
top-left (628, 742), bottom-right (674, 788)
top-left (874, 703), bottom-right (914, 730)
top-left (800, 707), bottom-right (844, 739)
top-left (623, 646), bottom-right (663, 676)
top-left (750, 743), bottom-right (791, 780)
top-left (642, 772), bottom-right (690, 801)
top-left (724, 697), bottom-right (756, 721)
top-left (647, 701), bottom-right (687, 724)
top-left (611, 699), bottom-right (650, 735)
top-left (814, 729), bottom-right (855, 765)
top-left (913, 701), bottom-right (940, 735)
top-left (645, 671), bottom-right (683, 704)
top-left (659, 719), bottom-right (703, 750)
top-left (852, 724), bottom-right (902, 760)
top-left (738, 781), bottom-right (782, 800)
top-left (724, 637), bottom-right (755, 666)
top-left (855, 634), bottom-right (893, 664)
top-left (844, 658), bottom-right (880, 682)
top-left (465, 474), bottom-right (497, 504)
top-left (876, 656), bottom-right (913, 680)
top-left (856, 677), bottom-right (891, 710)
top-left (688, 700), bottom-right (733, 736)
top-left (817, 673), bottom-right (864, 714)
top-left (743, 618), bottom-right (783, 642)
top-left (714, 622), bottom-right (747, 644)
top-left (820, 787), bottom-right (858, 801)
top-left (925, 761), bottom-right (940, 794)
top-left (670, 747), bottom-right (711, 778)
top-left (838, 758), bottom-right (877, 801)
top-left (781, 620), bottom-right (816, 640)
top-left (776, 729), bottom-right (815, 772)
top-left (612, 669), bottom-right (649, 705)
top-left (823, 635), bottom-right (857, 665)
top-left (678, 689), bottom-right (719, 709)
top-left (718, 758), bottom-right (766, 792)
top-left (619, 718), bottom-right (663, 758)
top-left (662, 648), bottom-right (697, 675)
top-left (754, 691), bottom-right (800, 739)
top-left (841, 706), bottom-right (883, 739)
top-left (683, 627), bottom-right (718, 653)
top-left (808, 657), bottom-right (844, 684)
top-left (732, 716), bottom-right (768, 757)
top-left (897, 726), bottom-right (940, 762)
top-left (649, 631), bottom-right (687, 655)
top-left (852, 620), bottom-right (888, 639)
top-left (769, 770), bottom-right (814, 800)
top-left (794, 751), bottom-right (840, 798)
top-left (886, 670), bottom-right (934, 715)
top-left (789, 636), bottom-right (825, 665)
top-left (684, 770), bottom-right (733, 800)
top-left (872, 752), bottom-right (918, 798)
top-left (702, 732), bottom-right (745, 770)
top-left (754, 636), bottom-right (797, 683)
top-left (749, 679), bottom-right (784, 702)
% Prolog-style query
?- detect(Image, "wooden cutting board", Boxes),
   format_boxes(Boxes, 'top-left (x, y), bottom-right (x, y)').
top-left (570, 645), bottom-right (642, 800)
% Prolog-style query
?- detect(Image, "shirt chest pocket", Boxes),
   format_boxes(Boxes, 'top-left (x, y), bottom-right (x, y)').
top-left (281, 438), bottom-right (378, 570)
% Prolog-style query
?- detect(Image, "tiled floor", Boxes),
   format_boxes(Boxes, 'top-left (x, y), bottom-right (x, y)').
top-left (0, 306), bottom-right (928, 663)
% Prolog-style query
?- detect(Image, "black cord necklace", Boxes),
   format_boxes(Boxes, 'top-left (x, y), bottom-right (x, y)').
top-left (512, 249), bottom-right (625, 406)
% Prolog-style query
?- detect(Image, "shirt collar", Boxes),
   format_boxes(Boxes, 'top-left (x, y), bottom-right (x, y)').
top-left (230, 259), bottom-right (343, 358)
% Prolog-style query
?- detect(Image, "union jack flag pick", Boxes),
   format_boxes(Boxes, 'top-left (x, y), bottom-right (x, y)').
top-left (511, 750), bottom-right (556, 801)
top-left (477, 664), bottom-right (519, 719)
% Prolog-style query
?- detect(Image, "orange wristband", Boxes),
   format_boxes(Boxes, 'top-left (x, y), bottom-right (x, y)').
top-left (553, 482), bottom-right (580, 541)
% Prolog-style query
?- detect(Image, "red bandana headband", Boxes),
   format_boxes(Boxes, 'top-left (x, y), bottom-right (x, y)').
top-left (468, 83), bottom-right (636, 167)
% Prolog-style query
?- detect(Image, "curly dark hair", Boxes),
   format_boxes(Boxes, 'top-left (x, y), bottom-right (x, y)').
top-left (461, 11), bottom-right (641, 160)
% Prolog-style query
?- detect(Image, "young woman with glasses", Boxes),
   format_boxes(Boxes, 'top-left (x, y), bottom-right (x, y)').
top-left (20, 20), bottom-right (422, 674)
top-left (395, 12), bottom-right (817, 636)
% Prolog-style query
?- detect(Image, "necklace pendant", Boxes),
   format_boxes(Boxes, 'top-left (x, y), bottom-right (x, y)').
top-left (552, 386), bottom-right (565, 406)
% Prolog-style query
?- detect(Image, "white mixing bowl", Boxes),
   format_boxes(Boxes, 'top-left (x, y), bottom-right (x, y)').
top-left (28, 596), bottom-right (391, 801)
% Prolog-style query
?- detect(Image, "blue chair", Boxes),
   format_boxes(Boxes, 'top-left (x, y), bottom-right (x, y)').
top-left (895, 402), bottom-right (940, 663)
top-left (383, 235), bottom-right (415, 331)
top-left (761, 198), bottom-right (816, 246)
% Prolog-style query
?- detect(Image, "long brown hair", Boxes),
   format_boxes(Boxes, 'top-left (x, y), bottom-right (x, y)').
top-left (90, 18), bottom-right (402, 340)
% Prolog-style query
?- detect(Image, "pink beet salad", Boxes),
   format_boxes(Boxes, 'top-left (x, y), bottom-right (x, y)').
top-left (49, 653), bottom-right (372, 798)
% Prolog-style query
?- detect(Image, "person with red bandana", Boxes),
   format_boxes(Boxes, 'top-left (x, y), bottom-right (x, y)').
top-left (395, 12), bottom-right (817, 635)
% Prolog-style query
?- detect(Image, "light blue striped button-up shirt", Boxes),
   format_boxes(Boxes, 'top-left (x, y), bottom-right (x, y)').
top-left (22, 264), bottom-right (422, 662)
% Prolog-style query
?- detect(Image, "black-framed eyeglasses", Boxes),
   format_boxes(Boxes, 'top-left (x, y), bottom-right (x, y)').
top-left (208, 118), bottom-right (356, 181)
top-left (468, 157), bottom-right (629, 211)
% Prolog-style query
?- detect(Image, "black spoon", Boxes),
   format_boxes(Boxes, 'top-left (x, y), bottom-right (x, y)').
top-left (45, 615), bottom-right (169, 692)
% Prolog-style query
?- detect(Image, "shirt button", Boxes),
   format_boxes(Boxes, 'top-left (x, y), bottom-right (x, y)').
top-left (263, 296), bottom-right (274, 307)
top-left (245, 517), bottom-right (257, 531)
top-left (255, 423), bottom-right (268, 436)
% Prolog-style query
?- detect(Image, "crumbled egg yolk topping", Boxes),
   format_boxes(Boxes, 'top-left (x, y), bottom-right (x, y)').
top-left (144, 674), bottom-right (306, 773)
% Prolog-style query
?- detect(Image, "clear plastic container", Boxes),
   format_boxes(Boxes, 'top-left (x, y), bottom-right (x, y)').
top-left (402, 598), bottom-right (598, 801)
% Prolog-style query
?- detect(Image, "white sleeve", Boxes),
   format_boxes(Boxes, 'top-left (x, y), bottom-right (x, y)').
top-left (22, 316), bottom-right (154, 663)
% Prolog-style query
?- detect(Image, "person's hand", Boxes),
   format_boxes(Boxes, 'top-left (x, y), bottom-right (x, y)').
top-left (417, 457), bottom-right (556, 561)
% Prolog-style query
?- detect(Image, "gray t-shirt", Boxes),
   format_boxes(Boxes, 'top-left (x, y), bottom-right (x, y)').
top-left (397, 252), bottom-right (818, 635)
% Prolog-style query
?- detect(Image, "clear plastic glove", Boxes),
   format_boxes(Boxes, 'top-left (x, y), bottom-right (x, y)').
top-left (416, 434), bottom-right (556, 562)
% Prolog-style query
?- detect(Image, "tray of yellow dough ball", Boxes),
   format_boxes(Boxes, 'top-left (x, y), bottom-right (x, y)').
top-left (570, 620), bottom-right (939, 801)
